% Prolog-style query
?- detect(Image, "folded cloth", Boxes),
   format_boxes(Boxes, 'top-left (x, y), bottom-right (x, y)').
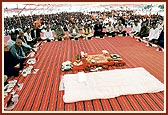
top-left (27, 58), bottom-right (36, 64)
top-left (30, 52), bottom-right (35, 57)
top-left (22, 66), bottom-right (34, 76)
top-left (33, 69), bottom-right (40, 74)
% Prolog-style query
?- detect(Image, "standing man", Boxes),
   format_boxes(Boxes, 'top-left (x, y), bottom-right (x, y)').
top-left (31, 24), bottom-right (42, 42)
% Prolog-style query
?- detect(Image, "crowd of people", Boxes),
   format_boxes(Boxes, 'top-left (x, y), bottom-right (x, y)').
top-left (4, 9), bottom-right (164, 83)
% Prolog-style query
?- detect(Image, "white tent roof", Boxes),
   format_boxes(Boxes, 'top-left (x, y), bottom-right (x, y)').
top-left (3, 2), bottom-right (165, 17)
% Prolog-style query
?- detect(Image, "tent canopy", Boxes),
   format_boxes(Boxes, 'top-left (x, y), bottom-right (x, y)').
top-left (3, 2), bottom-right (165, 17)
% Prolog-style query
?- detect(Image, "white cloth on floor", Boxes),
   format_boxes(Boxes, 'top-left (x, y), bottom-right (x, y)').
top-left (63, 67), bottom-right (164, 103)
top-left (78, 72), bottom-right (87, 82)
top-left (27, 58), bottom-right (36, 64)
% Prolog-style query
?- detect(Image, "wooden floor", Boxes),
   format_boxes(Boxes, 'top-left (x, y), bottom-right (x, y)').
top-left (4, 36), bottom-right (165, 111)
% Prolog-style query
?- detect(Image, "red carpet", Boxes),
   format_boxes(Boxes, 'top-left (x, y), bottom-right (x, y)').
top-left (4, 36), bottom-right (164, 111)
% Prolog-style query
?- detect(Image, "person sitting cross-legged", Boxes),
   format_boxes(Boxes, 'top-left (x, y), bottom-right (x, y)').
top-left (24, 28), bottom-right (36, 47)
top-left (115, 20), bottom-right (126, 36)
top-left (69, 23), bottom-right (80, 40)
top-left (18, 31), bottom-right (32, 54)
top-left (129, 20), bottom-right (141, 37)
top-left (81, 23), bottom-right (93, 39)
top-left (93, 20), bottom-right (105, 38)
top-left (42, 26), bottom-right (54, 41)
top-left (135, 21), bottom-right (149, 42)
top-left (106, 21), bottom-right (115, 37)
top-left (145, 23), bottom-right (162, 47)
top-left (4, 44), bottom-right (21, 77)
top-left (156, 29), bottom-right (164, 49)
top-left (8, 31), bottom-right (34, 54)
top-left (55, 23), bottom-right (66, 41)
top-left (9, 39), bottom-right (28, 71)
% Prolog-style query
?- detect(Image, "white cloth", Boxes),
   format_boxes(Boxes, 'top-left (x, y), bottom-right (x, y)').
top-left (78, 72), bottom-right (87, 82)
top-left (63, 67), bottom-right (164, 103)
top-left (148, 28), bottom-right (160, 40)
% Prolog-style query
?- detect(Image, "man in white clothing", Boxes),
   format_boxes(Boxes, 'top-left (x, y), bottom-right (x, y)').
top-left (24, 28), bottom-right (36, 47)
top-left (129, 20), bottom-right (141, 37)
top-left (147, 23), bottom-right (160, 41)
top-left (42, 26), bottom-right (54, 41)
top-left (106, 21), bottom-right (115, 37)
top-left (145, 23), bottom-right (160, 46)
top-left (115, 20), bottom-right (126, 36)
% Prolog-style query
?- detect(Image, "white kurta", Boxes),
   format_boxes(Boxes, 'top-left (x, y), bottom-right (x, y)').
top-left (132, 24), bottom-right (141, 33)
top-left (43, 31), bottom-right (54, 40)
top-left (148, 28), bottom-right (160, 40)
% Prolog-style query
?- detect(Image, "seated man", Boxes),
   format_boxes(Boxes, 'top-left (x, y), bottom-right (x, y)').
top-left (136, 21), bottom-right (149, 41)
top-left (93, 20), bottom-right (105, 38)
top-left (42, 26), bottom-right (54, 41)
top-left (69, 23), bottom-right (80, 40)
top-left (24, 28), bottom-right (36, 47)
top-left (7, 32), bottom-right (32, 54)
top-left (18, 31), bottom-right (32, 54)
top-left (81, 23), bottom-right (93, 39)
top-left (129, 20), bottom-right (141, 37)
top-left (18, 31), bottom-right (27, 44)
top-left (115, 20), bottom-right (126, 36)
top-left (106, 21), bottom-right (115, 37)
top-left (55, 23), bottom-right (66, 41)
top-left (156, 29), bottom-right (164, 49)
top-left (145, 23), bottom-right (160, 46)
top-left (146, 23), bottom-right (164, 47)
top-left (9, 39), bottom-right (28, 69)
top-left (157, 19), bottom-right (164, 33)
top-left (4, 44), bottom-right (20, 77)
